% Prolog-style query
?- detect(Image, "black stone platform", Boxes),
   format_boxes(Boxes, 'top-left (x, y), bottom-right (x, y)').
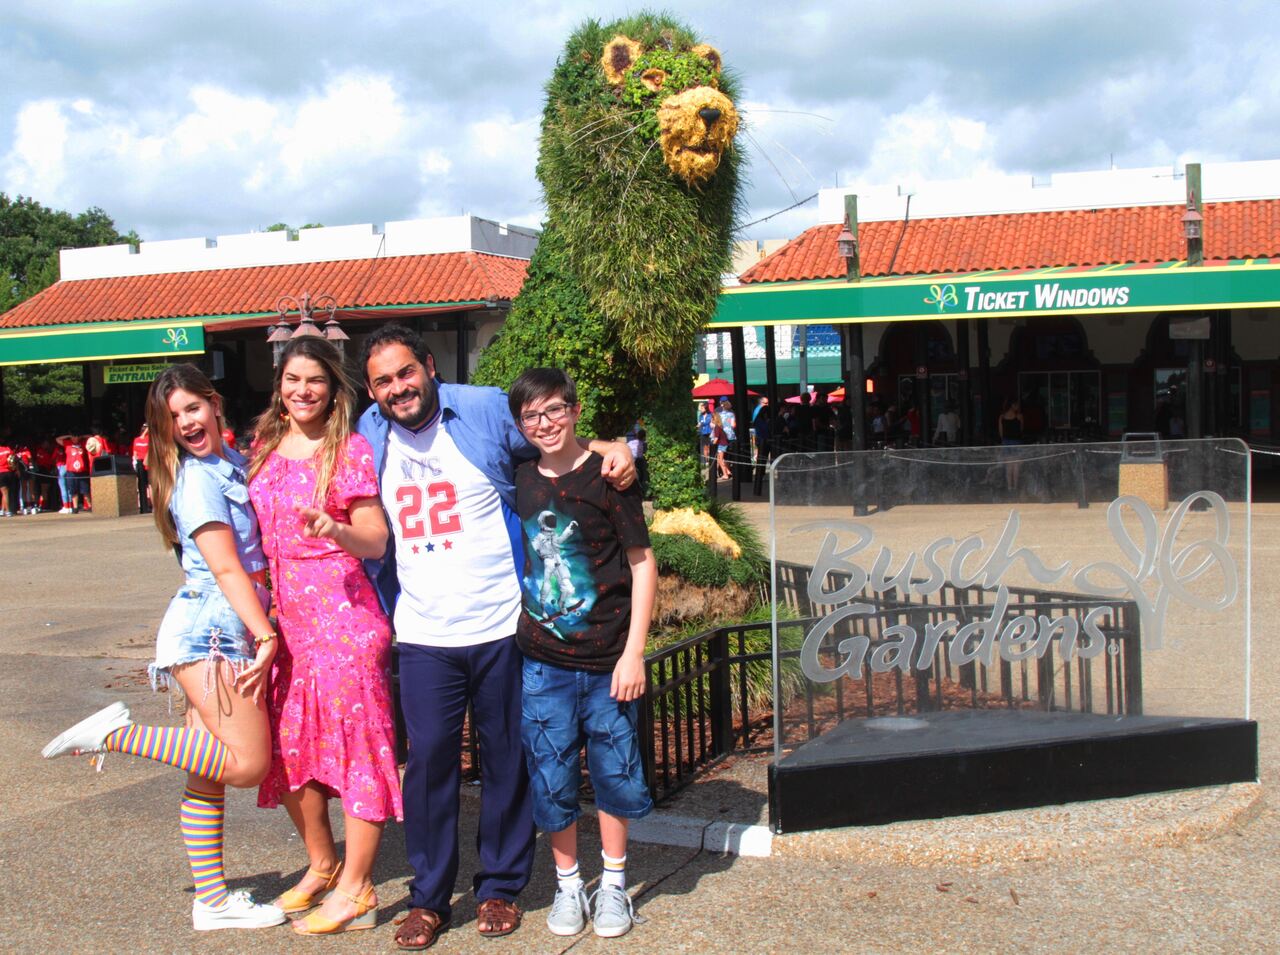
top-left (767, 709), bottom-right (1257, 833)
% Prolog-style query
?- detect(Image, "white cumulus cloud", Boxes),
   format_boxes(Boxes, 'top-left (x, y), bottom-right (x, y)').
top-left (6, 100), bottom-right (70, 199)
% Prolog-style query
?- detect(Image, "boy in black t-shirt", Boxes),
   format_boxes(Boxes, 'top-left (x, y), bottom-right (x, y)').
top-left (508, 368), bottom-right (656, 940)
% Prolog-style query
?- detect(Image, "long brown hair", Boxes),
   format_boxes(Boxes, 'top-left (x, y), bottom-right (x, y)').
top-left (145, 363), bottom-right (225, 548)
top-left (250, 337), bottom-right (357, 506)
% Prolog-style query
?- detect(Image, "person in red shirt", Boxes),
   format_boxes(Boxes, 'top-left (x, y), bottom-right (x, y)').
top-left (0, 435), bottom-right (17, 517)
top-left (15, 441), bottom-right (36, 513)
top-left (904, 405), bottom-right (921, 444)
top-left (56, 433), bottom-right (90, 513)
top-left (34, 439), bottom-right (57, 512)
top-left (131, 422), bottom-right (151, 513)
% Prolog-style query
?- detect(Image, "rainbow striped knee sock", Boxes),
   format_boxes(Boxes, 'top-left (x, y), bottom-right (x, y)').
top-left (180, 787), bottom-right (229, 908)
top-left (104, 724), bottom-right (228, 781)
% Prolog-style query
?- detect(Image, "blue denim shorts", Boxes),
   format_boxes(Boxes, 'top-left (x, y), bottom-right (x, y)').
top-left (149, 579), bottom-right (268, 699)
top-left (520, 658), bottom-right (653, 831)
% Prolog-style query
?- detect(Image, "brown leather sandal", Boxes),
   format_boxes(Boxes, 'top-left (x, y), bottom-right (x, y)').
top-left (475, 897), bottom-right (522, 937)
top-left (392, 907), bottom-right (450, 951)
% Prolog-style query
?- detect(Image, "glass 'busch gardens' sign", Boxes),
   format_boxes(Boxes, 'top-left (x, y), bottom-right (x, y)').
top-left (764, 439), bottom-right (1253, 832)
top-left (767, 439), bottom-right (1251, 758)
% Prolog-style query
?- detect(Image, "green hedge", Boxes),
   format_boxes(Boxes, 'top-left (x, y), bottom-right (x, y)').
top-left (650, 532), bottom-right (732, 586)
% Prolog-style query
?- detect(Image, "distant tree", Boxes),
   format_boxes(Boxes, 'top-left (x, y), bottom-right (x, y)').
top-left (264, 222), bottom-right (324, 239)
top-left (4, 363), bottom-right (83, 408)
top-left (0, 194), bottom-right (138, 417)
top-left (0, 193), bottom-right (139, 313)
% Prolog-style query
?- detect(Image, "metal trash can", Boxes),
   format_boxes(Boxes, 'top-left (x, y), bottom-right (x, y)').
top-left (1118, 432), bottom-right (1168, 510)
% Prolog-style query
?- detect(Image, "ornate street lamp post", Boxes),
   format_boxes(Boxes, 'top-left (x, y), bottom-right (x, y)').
top-left (268, 292), bottom-right (347, 365)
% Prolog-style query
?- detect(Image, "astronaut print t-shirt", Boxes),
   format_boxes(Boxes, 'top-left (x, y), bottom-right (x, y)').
top-left (515, 451), bottom-right (650, 672)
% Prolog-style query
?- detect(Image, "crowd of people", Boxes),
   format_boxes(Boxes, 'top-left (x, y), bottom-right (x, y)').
top-left (40, 327), bottom-right (650, 948)
top-left (0, 429), bottom-right (112, 516)
top-left (695, 386), bottom-right (1068, 485)
top-left (0, 418), bottom-right (246, 517)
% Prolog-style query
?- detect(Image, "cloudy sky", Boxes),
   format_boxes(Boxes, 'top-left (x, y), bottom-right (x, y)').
top-left (2, 0), bottom-right (1277, 245)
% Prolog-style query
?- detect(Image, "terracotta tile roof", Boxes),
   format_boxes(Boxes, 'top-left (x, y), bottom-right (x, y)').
top-left (0, 251), bottom-right (529, 329)
top-left (739, 199), bottom-right (1280, 284)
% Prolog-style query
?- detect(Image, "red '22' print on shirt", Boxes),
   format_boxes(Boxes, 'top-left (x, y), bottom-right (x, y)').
top-left (395, 482), bottom-right (462, 539)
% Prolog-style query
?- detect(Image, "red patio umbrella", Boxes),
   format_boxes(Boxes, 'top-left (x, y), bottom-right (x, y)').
top-left (691, 378), bottom-right (760, 398)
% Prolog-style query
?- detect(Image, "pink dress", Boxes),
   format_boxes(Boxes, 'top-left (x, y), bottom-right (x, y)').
top-left (251, 433), bottom-right (403, 822)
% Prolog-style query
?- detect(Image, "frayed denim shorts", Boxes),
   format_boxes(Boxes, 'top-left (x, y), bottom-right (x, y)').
top-left (149, 579), bottom-right (269, 700)
top-left (520, 658), bottom-right (653, 832)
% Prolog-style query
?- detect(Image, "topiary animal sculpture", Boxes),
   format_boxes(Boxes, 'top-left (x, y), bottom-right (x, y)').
top-left (474, 14), bottom-right (743, 510)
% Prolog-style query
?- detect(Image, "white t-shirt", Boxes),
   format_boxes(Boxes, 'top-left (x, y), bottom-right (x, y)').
top-left (935, 411), bottom-right (961, 442)
top-left (383, 418), bottom-right (521, 646)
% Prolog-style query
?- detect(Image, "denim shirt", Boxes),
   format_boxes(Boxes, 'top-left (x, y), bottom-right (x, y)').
top-left (357, 382), bottom-right (535, 615)
top-left (171, 446), bottom-right (266, 584)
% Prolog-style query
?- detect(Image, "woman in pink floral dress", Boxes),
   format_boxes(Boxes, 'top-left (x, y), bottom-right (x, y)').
top-left (248, 337), bottom-right (401, 936)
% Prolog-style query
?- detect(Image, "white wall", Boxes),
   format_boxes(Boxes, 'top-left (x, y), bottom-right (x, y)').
top-left (818, 158), bottom-right (1280, 224)
top-left (60, 215), bottom-right (539, 281)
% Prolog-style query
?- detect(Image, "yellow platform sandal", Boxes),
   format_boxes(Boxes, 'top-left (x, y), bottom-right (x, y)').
top-left (275, 862), bottom-right (343, 915)
top-left (292, 885), bottom-right (378, 936)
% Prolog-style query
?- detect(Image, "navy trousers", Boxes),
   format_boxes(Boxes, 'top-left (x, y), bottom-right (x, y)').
top-left (398, 637), bottom-right (535, 919)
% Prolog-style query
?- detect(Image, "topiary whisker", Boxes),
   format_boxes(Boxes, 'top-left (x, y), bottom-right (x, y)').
top-left (744, 127), bottom-right (822, 187)
top-left (566, 108), bottom-right (648, 146)
top-left (737, 106), bottom-right (835, 124)
top-left (740, 128), bottom-right (804, 203)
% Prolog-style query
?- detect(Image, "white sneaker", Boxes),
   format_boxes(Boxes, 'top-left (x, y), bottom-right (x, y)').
top-left (590, 885), bottom-right (636, 938)
top-left (58, 506), bottom-right (72, 514)
top-left (546, 882), bottom-right (590, 936)
top-left (41, 702), bottom-right (132, 759)
top-left (192, 889), bottom-right (286, 931)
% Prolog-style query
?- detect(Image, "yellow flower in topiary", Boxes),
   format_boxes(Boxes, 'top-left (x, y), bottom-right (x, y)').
top-left (602, 35), bottom-right (643, 86)
top-left (650, 508), bottom-right (742, 558)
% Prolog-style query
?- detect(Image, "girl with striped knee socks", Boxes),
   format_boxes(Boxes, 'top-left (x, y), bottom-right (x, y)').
top-left (42, 364), bottom-right (284, 932)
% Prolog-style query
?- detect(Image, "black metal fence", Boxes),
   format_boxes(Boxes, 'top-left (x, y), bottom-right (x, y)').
top-left (639, 620), bottom-right (774, 803)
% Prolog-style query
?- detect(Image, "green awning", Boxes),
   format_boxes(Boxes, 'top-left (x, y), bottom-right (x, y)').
top-left (0, 320), bottom-right (205, 366)
top-left (713, 261), bottom-right (1280, 327)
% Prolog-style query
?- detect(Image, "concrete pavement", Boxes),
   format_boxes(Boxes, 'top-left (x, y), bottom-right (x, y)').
top-left (1, 505), bottom-right (1278, 953)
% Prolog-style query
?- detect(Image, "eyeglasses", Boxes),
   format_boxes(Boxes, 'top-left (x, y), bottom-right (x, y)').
top-left (519, 402), bottom-right (572, 427)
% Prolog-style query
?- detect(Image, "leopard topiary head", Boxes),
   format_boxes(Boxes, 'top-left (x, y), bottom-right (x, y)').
top-left (599, 34), bottom-right (739, 186)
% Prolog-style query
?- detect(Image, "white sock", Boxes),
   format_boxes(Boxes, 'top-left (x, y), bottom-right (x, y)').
top-left (601, 852), bottom-right (626, 891)
top-left (556, 862), bottom-right (583, 893)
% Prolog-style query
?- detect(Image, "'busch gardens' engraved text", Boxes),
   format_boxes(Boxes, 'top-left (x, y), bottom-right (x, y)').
top-left (796, 492), bottom-right (1237, 683)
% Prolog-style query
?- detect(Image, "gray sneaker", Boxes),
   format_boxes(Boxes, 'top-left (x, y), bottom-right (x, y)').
top-left (547, 883), bottom-right (589, 936)
top-left (590, 885), bottom-right (635, 938)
